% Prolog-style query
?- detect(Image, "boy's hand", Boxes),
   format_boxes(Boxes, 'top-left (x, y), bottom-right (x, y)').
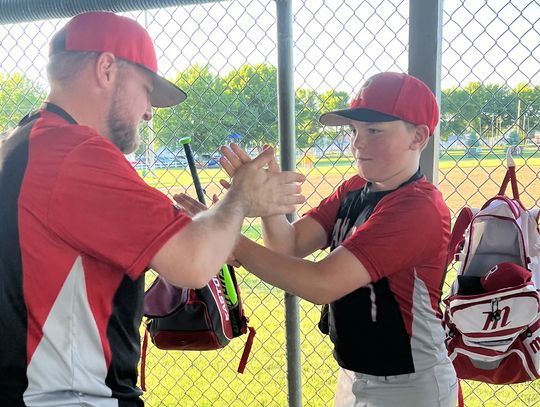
top-left (225, 146), bottom-right (305, 217)
top-left (219, 143), bottom-right (280, 189)
top-left (173, 192), bottom-right (218, 217)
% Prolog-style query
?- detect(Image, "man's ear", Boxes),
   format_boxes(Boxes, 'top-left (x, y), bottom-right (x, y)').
top-left (411, 124), bottom-right (430, 151)
top-left (95, 52), bottom-right (117, 89)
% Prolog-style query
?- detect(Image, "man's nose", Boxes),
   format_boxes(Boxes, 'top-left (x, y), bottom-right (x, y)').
top-left (143, 105), bottom-right (153, 122)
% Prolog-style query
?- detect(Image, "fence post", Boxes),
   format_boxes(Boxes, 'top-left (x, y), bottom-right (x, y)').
top-left (275, 0), bottom-right (302, 406)
top-left (409, 0), bottom-right (443, 185)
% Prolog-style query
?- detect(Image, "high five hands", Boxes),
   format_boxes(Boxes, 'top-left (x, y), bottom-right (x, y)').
top-left (219, 143), bottom-right (305, 217)
top-left (174, 143), bottom-right (305, 218)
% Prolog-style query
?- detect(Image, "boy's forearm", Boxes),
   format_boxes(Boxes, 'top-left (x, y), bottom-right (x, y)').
top-left (261, 215), bottom-right (297, 255)
top-left (235, 235), bottom-right (328, 304)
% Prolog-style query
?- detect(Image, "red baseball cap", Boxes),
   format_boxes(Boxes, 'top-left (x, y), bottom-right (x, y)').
top-left (319, 72), bottom-right (439, 135)
top-left (480, 262), bottom-right (532, 292)
top-left (49, 12), bottom-right (186, 108)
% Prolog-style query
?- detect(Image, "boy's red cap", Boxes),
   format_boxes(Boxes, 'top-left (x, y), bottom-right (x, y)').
top-left (480, 262), bottom-right (532, 292)
top-left (320, 72), bottom-right (439, 135)
top-left (49, 11), bottom-right (186, 108)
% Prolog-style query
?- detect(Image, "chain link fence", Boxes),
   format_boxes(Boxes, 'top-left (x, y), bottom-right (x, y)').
top-left (1, 0), bottom-right (539, 405)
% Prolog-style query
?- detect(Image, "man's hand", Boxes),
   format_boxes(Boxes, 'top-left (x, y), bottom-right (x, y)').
top-left (224, 145), bottom-right (305, 217)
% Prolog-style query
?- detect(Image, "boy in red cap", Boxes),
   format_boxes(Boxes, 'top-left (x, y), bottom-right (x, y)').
top-left (177, 71), bottom-right (457, 406)
top-left (0, 11), bottom-right (305, 407)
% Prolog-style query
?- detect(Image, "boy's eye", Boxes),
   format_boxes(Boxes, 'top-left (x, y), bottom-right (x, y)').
top-left (367, 128), bottom-right (380, 135)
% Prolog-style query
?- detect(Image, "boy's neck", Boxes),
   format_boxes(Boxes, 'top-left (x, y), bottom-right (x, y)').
top-left (369, 166), bottom-right (422, 192)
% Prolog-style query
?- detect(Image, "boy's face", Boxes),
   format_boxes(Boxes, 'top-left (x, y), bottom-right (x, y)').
top-left (348, 120), bottom-right (424, 191)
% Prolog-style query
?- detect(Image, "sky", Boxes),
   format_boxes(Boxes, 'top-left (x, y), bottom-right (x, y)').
top-left (0, 0), bottom-right (538, 95)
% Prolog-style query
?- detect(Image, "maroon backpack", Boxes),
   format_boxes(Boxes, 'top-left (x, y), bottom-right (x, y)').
top-left (140, 265), bottom-right (255, 390)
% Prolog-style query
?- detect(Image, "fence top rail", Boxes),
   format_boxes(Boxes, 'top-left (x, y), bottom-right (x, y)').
top-left (0, 0), bottom-right (221, 25)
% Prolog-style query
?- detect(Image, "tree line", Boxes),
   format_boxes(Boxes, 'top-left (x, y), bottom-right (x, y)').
top-left (1, 66), bottom-right (539, 154)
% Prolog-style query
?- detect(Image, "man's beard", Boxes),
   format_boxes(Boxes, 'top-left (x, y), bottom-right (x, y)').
top-left (106, 88), bottom-right (141, 154)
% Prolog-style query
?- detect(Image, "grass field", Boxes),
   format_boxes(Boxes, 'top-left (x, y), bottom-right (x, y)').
top-left (140, 153), bottom-right (540, 406)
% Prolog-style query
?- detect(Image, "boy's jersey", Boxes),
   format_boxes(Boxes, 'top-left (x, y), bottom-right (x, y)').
top-left (0, 106), bottom-right (190, 406)
top-left (306, 174), bottom-right (451, 376)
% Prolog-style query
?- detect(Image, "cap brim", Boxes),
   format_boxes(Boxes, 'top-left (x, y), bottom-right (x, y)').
top-left (319, 108), bottom-right (399, 126)
top-left (151, 74), bottom-right (187, 108)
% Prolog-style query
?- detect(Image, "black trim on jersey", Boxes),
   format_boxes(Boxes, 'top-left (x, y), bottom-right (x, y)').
top-left (320, 169), bottom-right (423, 376)
top-left (0, 116), bottom-right (37, 407)
top-left (0, 106), bottom-right (76, 406)
top-left (105, 274), bottom-right (145, 406)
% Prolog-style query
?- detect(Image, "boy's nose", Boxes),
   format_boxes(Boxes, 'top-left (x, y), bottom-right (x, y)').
top-left (352, 132), bottom-right (366, 149)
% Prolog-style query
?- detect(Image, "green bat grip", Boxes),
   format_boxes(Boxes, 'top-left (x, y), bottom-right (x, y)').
top-left (219, 265), bottom-right (238, 306)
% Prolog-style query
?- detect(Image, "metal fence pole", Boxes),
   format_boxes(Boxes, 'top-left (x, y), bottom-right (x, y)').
top-left (275, 0), bottom-right (302, 406)
top-left (408, 0), bottom-right (443, 185)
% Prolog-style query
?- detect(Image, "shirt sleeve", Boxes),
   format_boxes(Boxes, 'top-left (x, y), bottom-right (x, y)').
top-left (341, 190), bottom-right (445, 282)
top-left (304, 175), bottom-right (367, 246)
top-left (47, 137), bottom-right (191, 280)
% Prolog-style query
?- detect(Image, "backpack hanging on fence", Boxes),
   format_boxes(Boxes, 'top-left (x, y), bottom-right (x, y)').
top-left (443, 149), bottom-right (540, 386)
top-left (140, 263), bottom-right (256, 390)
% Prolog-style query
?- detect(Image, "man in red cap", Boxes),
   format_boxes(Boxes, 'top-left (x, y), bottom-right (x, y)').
top-left (0, 11), bottom-right (305, 407)
top-left (177, 71), bottom-right (457, 406)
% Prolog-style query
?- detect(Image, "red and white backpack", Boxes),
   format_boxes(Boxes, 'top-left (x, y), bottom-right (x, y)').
top-left (443, 151), bottom-right (540, 387)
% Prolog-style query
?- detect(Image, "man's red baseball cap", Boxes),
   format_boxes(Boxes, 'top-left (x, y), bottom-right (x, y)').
top-left (480, 262), bottom-right (532, 292)
top-left (319, 72), bottom-right (439, 135)
top-left (49, 11), bottom-right (186, 108)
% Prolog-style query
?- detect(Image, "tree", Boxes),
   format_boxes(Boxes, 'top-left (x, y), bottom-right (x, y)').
top-left (514, 83), bottom-right (540, 139)
top-left (441, 82), bottom-right (514, 144)
top-left (295, 88), bottom-right (320, 149)
top-left (0, 73), bottom-right (45, 133)
top-left (318, 89), bottom-right (350, 150)
top-left (224, 63), bottom-right (279, 150)
top-left (465, 132), bottom-right (481, 157)
top-left (152, 63), bottom-right (231, 155)
top-left (506, 130), bottom-right (520, 146)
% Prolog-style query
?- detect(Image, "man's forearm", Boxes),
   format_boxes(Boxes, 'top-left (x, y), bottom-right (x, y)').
top-left (151, 190), bottom-right (248, 288)
top-left (188, 190), bottom-right (248, 270)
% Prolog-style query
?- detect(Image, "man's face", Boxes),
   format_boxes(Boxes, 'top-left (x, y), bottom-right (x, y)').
top-left (107, 62), bottom-right (153, 154)
top-left (348, 120), bottom-right (418, 190)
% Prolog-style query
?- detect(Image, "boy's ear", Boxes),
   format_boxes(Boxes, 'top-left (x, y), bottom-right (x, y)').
top-left (411, 124), bottom-right (430, 151)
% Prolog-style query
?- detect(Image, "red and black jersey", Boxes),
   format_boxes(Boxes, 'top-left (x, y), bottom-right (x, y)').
top-left (0, 104), bottom-right (190, 406)
top-left (306, 173), bottom-right (451, 376)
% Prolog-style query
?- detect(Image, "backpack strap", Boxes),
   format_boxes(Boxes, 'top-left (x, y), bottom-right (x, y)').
top-left (499, 166), bottom-right (519, 200)
top-left (237, 326), bottom-right (256, 373)
top-left (457, 379), bottom-right (464, 407)
top-left (140, 327), bottom-right (150, 391)
top-left (499, 148), bottom-right (519, 200)
top-left (448, 207), bottom-right (476, 261)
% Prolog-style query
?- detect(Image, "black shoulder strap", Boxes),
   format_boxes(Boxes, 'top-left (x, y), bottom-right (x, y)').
top-left (41, 102), bottom-right (77, 125)
top-left (15, 102), bottom-right (77, 129)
